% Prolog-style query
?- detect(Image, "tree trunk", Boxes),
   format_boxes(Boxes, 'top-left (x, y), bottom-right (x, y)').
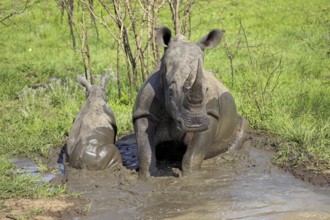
top-left (67, 0), bottom-right (76, 49)
top-left (116, 41), bottom-right (121, 99)
top-left (125, 0), bottom-right (147, 81)
top-left (112, 0), bottom-right (137, 88)
top-left (87, 0), bottom-right (99, 39)
top-left (168, 0), bottom-right (180, 35)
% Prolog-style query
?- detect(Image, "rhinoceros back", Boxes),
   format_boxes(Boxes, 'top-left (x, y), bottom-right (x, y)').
top-left (68, 127), bottom-right (121, 170)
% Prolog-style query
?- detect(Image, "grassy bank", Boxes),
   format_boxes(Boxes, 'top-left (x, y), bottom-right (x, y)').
top-left (0, 0), bottom-right (329, 199)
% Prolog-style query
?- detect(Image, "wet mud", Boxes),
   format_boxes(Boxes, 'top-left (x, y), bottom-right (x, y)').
top-left (64, 130), bottom-right (330, 219)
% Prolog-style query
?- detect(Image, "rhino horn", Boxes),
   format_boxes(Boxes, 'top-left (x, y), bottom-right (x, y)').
top-left (186, 60), bottom-right (204, 105)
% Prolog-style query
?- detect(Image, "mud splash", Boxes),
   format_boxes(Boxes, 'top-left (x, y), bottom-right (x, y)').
top-left (65, 130), bottom-right (330, 219)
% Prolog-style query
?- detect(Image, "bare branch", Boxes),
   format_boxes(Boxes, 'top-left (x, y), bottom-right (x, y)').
top-left (125, 0), bottom-right (147, 80)
top-left (81, 0), bottom-right (119, 41)
top-left (168, 0), bottom-right (180, 35)
top-left (0, 0), bottom-right (31, 25)
top-left (239, 18), bottom-right (253, 66)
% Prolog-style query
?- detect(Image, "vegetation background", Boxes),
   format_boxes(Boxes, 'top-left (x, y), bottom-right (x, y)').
top-left (0, 0), bottom-right (329, 200)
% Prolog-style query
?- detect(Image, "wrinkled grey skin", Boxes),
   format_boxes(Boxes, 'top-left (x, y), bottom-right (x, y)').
top-left (133, 27), bottom-right (248, 179)
top-left (66, 75), bottom-right (122, 171)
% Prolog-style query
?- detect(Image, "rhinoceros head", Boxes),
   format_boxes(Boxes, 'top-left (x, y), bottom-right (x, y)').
top-left (156, 27), bottom-right (224, 132)
top-left (77, 74), bottom-right (109, 102)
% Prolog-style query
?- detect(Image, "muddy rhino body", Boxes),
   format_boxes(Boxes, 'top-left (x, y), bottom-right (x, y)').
top-left (133, 27), bottom-right (248, 179)
top-left (66, 75), bottom-right (121, 170)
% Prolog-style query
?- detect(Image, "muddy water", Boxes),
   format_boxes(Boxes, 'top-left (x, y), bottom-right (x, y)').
top-left (67, 132), bottom-right (330, 220)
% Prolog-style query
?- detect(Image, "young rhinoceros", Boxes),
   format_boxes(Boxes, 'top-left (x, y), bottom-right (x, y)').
top-left (66, 75), bottom-right (122, 170)
top-left (133, 27), bottom-right (248, 179)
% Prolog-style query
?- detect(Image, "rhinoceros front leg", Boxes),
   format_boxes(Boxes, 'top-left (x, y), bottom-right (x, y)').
top-left (135, 117), bottom-right (158, 179)
top-left (182, 117), bottom-right (217, 175)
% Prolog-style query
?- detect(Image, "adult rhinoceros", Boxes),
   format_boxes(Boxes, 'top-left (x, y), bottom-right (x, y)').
top-left (133, 27), bottom-right (248, 179)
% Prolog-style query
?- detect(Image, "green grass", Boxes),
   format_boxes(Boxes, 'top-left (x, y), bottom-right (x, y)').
top-left (0, 0), bottom-right (329, 199)
top-left (193, 0), bottom-right (330, 171)
top-left (0, 155), bottom-right (66, 199)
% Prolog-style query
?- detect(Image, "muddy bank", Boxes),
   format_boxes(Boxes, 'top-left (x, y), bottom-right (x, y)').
top-left (246, 130), bottom-right (330, 186)
top-left (0, 196), bottom-right (87, 220)
top-left (64, 129), bottom-right (330, 219)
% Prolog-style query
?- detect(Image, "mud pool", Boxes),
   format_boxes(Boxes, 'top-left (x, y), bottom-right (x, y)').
top-left (65, 131), bottom-right (330, 219)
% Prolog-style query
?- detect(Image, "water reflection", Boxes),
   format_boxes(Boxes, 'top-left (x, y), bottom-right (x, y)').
top-left (157, 147), bottom-right (330, 220)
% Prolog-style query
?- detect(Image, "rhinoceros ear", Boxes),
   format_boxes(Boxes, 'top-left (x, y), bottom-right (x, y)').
top-left (156, 26), bottom-right (172, 47)
top-left (197, 29), bottom-right (225, 50)
top-left (100, 74), bottom-right (109, 90)
top-left (77, 75), bottom-right (91, 90)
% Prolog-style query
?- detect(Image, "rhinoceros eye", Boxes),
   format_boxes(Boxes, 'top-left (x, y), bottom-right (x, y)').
top-left (168, 88), bottom-right (174, 98)
top-left (168, 83), bottom-right (176, 98)
top-left (184, 72), bottom-right (194, 88)
top-left (183, 86), bottom-right (189, 94)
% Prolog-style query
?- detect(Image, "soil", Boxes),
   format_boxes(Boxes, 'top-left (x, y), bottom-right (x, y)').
top-left (0, 196), bottom-right (86, 220)
top-left (1, 129), bottom-right (330, 220)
